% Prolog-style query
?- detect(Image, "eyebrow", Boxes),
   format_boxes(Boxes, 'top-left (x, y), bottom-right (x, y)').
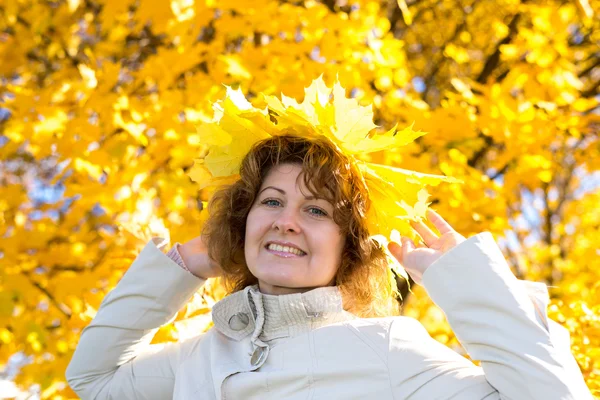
top-left (258, 186), bottom-right (318, 200)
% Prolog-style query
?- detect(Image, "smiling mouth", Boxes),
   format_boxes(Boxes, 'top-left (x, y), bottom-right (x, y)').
top-left (265, 243), bottom-right (306, 257)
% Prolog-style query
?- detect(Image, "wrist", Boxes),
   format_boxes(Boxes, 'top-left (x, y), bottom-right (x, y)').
top-left (178, 241), bottom-right (210, 280)
top-left (166, 244), bottom-right (191, 272)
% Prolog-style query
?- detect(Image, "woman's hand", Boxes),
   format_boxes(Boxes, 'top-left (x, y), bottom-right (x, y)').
top-left (178, 235), bottom-right (223, 280)
top-left (387, 210), bottom-right (466, 285)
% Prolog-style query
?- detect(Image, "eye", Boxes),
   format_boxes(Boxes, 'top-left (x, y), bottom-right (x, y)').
top-left (308, 207), bottom-right (328, 217)
top-left (261, 198), bottom-right (281, 207)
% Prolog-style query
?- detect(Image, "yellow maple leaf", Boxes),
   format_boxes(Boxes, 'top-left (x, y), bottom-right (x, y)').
top-left (188, 160), bottom-right (213, 189)
top-left (190, 76), bottom-right (461, 238)
top-left (202, 87), bottom-right (272, 177)
top-left (360, 162), bottom-right (461, 237)
top-left (331, 79), bottom-right (378, 145)
top-left (399, 188), bottom-right (431, 221)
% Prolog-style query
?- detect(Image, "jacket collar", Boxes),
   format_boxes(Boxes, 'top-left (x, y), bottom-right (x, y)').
top-left (211, 285), bottom-right (352, 342)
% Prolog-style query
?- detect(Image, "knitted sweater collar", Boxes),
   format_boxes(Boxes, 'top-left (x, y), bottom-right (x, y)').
top-left (211, 284), bottom-right (354, 343)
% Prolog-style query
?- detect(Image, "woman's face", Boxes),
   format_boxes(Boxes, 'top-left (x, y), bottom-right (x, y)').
top-left (244, 163), bottom-right (345, 295)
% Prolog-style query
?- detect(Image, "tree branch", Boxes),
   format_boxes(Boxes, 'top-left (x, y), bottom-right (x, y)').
top-left (488, 161), bottom-right (511, 180)
top-left (22, 272), bottom-right (72, 319)
top-left (422, 18), bottom-right (467, 99)
top-left (578, 55), bottom-right (600, 78)
top-left (467, 134), bottom-right (494, 168)
top-left (476, 12), bottom-right (522, 84)
top-left (582, 78), bottom-right (600, 97)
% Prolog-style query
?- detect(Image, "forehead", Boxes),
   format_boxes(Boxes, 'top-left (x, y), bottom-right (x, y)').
top-left (262, 163), bottom-right (302, 181)
top-left (260, 163), bottom-right (333, 200)
top-left (260, 164), bottom-right (304, 191)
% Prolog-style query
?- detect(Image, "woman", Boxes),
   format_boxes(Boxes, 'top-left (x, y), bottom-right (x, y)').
top-left (66, 135), bottom-right (591, 400)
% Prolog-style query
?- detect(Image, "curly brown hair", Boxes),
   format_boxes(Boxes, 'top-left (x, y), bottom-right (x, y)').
top-left (202, 133), bottom-right (401, 318)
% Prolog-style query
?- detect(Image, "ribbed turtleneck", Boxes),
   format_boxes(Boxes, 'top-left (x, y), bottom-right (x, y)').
top-left (211, 285), bottom-right (356, 345)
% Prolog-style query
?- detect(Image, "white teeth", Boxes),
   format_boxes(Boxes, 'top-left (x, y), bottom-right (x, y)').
top-left (267, 244), bottom-right (304, 255)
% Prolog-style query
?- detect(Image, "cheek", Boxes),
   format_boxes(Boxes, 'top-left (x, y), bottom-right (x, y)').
top-left (334, 235), bottom-right (345, 262)
top-left (244, 212), bottom-right (260, 271)
top-left (245, 210), bottom-right (268, 246)
top-left (319, 232), bottom-right (345, 280)
top-left (314, 226), bottom-right (345, 260)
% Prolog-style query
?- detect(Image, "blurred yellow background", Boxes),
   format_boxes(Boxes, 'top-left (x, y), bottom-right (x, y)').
top-left (0, 0), bottom-right (598, 398)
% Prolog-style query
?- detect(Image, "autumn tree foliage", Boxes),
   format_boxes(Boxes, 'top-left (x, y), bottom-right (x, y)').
top-left (0, 0), bottom-right (599, 397)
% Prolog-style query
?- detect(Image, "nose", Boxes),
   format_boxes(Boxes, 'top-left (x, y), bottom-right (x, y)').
top-left (272, 209), bottom-right (301, 233)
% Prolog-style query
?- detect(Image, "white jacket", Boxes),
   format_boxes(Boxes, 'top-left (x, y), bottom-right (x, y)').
top-left (66, 233), bottom-right (592, 399)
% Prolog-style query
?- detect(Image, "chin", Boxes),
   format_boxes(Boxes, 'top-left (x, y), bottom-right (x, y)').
top-left (252, 263), bottom-right (299, 281)
top-left (250, 262), bottom-right (331, 293)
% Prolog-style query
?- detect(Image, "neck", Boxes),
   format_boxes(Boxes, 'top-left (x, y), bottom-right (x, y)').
top-left (257, 281), bottom-right (336, 295)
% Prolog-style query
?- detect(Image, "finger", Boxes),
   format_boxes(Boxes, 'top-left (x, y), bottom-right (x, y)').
top-left (410, 220), bottom-right (438, 247)
top-left (387, 241), bottom-right (402, 263)
top-left (401, 237), bottom-right (416, 260)
top-left (427, 209), bottom-right (454, 235)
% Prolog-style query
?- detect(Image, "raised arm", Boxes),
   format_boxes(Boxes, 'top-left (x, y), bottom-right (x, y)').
top-left (66, 238), bottom-right (206, 399)
top-left (387, 211), bottom-right (591, 399)
top-left (418, 232), bottom-right (591, 399)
